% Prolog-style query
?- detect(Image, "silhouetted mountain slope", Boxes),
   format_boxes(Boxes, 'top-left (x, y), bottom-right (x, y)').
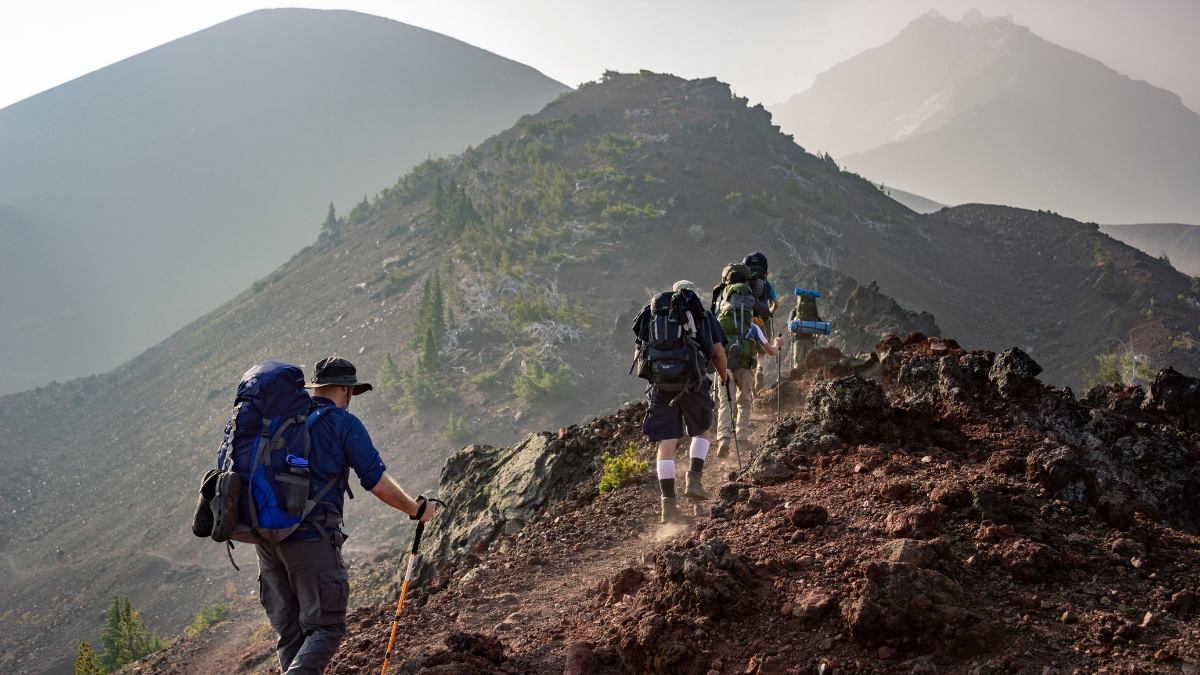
top-left (770, 9), bottom-right (1200, 225)
top-left (0, 8), bottom-right (568, 395)
top-left (2, 71), bottom-right (1198, 675)
top-left (1101, 223), bottom-right (1200, 277)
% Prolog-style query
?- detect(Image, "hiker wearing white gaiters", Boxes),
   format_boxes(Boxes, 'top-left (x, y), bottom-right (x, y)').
top-left (630, 280), bottom-right (732, 523)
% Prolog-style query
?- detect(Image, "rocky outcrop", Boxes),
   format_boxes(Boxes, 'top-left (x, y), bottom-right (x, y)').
top-left (756, 335), bottom-right (1200, 534)
top-left (835, 282), bottom-right (940, 355)
top-left (615, 538), bottom-right (756, 674)
top-left (841, 561), bottom-right (997, 655)
top-left (417, 404), bottom-right (644, 581)
top-left (1141, 366), bottom-right (1200, 432)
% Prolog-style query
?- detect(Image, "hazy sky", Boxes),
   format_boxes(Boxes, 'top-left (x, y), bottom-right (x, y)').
top-left (2, 0), bottom-right (1199, 113)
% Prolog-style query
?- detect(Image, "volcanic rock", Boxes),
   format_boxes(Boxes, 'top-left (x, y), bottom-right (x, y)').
top-left (886, 507), bottom-right (937, 539)
top-left (877, 539), bottom-right (939, 568)
top-left (989, 348), bottom-right (1044, 399)
top-left (564, 642), bottom-right (599, 675)
top-left (802, 376), bottom-right (893, 444)
top-left (1001, 539), bottom-right (1061, 582)
top-left (1141, 367), bottom-right (1200, 432)
top-left (985, 451), bottom-right (1026, 476)
top-left (608, 567), bottom-right (645, 602)
top-left (791, 589), bottom-right (837, 623)
top-left (788, 504), bottom-right (829, 529)
top-left (841, 561), bottom-right (995, 654)
top-left (930, 482), bottom-right (972, 507)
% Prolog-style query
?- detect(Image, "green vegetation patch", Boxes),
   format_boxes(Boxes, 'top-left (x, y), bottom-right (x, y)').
top-left (444, 413), bottom-right (473, 445)
top-left (513, 361), bottom-right (573, 401)
top-left (599, 443), bottom-right (648, 493)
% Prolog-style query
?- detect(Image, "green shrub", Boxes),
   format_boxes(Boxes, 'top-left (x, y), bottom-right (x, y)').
top-left (467, 370), bottom-right (498, 387)
top-left (586, 133), bottom-right (640, 159)
top-left (601, 201), bottom-right (641, 221)
top-left (749, 192), bottom-right (781, 217)
top-left (445, 413), bottom-right (473, 445)
top-left (599, 443), bottom-right (648, 493)
top-left (185, 602), bottom-right (229, 635)
top-left (506, 289), bottom-right (591, 327)
top-left (512, 361), bottom-right (573, 400)
top-left (521, 141), bottom-right (555, 163)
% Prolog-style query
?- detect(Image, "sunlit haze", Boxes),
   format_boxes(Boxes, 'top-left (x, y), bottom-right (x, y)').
top-left (2, 0), bottom-right (1199, 113)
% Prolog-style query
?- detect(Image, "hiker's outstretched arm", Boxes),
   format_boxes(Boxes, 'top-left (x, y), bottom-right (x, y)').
top-left (370, 473), bottom-right (433, 521)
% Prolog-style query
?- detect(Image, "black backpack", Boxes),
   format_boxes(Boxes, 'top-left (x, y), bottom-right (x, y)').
top-left (635, 290), bottom-right (708, 391)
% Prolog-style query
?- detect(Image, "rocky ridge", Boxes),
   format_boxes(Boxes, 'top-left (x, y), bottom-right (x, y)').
top-left (132, 335), bottom-right (1200, 675)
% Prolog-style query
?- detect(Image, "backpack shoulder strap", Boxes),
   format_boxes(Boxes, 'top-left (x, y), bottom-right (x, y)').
top-left (304, 404), bottom-right (354, 500)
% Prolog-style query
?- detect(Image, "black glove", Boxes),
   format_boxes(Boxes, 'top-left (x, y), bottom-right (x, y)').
top-left (410, 495), bottom-right (428, 521)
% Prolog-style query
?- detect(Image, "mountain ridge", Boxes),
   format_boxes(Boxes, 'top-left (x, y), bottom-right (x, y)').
top-left (770, 9), bottom-right (1200, 225)
top-left (0, 8), bottom-right (569, 395)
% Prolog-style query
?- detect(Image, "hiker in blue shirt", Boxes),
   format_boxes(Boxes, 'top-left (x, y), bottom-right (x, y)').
top-left (257, 357), bottom-right (436, 675)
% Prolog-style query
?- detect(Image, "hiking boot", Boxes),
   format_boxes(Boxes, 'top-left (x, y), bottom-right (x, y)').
top-left (661, 497), bottom-right (682, 524)
top-left (716, 439), bottom-right (731, 458)
top-left (684, 471), bottom-right (710, 502)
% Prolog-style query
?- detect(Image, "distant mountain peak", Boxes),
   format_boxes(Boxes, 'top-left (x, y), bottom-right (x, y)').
top-left (959, 8), bottom-right (1014, 27)
top-left (770, 5), bottom-right (1200, 225)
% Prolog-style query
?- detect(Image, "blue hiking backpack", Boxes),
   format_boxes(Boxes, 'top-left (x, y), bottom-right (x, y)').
top-left (206, 362), bottom-right (342, 547)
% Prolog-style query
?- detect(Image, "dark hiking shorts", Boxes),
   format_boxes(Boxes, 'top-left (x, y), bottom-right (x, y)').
top-left (642, 383), bottom-right (715, 441)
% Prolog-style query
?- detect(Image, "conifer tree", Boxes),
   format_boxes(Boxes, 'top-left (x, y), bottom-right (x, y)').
top-left (99, 595), bottom-right (126, 671)
top-left (75, 642), bottom-right (105, 675)
top-left (415, 328), bottom-right (442, 373)
top-left (377, 351), bottom-right (402, 398)
top-left (321, 202), bottom-right (338, 231)
top-left (98, 594), bottom-right (154, 671)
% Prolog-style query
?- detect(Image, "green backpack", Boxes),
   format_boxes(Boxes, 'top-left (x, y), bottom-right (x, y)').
top-left (716, 282), bottom-right (759, 370)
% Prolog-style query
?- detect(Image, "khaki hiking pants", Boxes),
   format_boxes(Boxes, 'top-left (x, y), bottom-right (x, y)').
top-left (716, 368), bottom-right (754, 443)
top-left (792, 337), bottom-right (817, 369)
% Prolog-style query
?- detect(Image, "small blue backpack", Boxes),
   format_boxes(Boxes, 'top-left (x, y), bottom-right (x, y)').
top-left (196, 362), bottom-right (343, 553)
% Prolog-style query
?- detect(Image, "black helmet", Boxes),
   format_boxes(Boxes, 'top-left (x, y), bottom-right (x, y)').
top-left (743, 252), bottom-right (768, 277)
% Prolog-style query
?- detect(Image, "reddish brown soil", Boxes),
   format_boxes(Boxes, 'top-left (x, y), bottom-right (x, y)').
top-left (135, 337), bottom-right (1200, 675)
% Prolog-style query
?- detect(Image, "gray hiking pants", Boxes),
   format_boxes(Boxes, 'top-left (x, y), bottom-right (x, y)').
top-left (257, 535), bottom-right (349, 675)
top-left (792, 336), bottom-right (817, 369)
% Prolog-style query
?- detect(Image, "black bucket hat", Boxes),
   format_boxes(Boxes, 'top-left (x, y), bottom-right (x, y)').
top-left (304, 356), bottom-right (373, 395)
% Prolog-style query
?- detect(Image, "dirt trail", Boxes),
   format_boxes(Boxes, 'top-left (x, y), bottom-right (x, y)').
top-left (130, 387), bottom-right (777, 675)
top-left (124, 599), bottom-right (274, 675)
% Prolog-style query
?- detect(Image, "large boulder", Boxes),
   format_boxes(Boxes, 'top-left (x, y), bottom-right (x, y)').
top-left (417, 413), bottom-right (625, 580)
top-left (801, 376), bottom-right (893, 444)
top-left (841, 561), bottom-right (996, 655)
top-left (1141, 367), bottom-right (1200, 433)
top-left (1025, 446), bottom-right (1088, 499)
top-left (745, 445), bottom-right (797, 486)
top-left (989, 348), bottom-right (1043, 400)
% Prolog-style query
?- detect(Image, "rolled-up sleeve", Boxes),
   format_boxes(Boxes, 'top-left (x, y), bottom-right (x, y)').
top-left (340, 415), bottom-right (387, 491)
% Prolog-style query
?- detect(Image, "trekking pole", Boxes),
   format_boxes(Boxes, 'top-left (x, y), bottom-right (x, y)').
top-left (775, 334), bottom-right (782, 424)
top-left (723, 379), bottom-right (743, 471)
top-left (381, 498), bottom-right (446, 675)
